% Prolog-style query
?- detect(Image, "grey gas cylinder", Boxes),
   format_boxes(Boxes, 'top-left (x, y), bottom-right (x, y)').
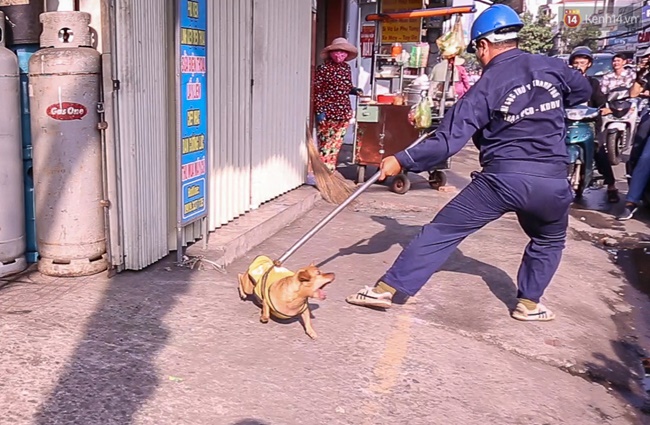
top-left (0, 0), bottom-right (44, 46)
top-left (0, 11), bottom-right (27, 278)
top-left (28, 11), bottom-right (107, 277)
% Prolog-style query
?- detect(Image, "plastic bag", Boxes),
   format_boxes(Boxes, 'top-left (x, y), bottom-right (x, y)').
top-left (408, 43), bottom-right (430, 68)
top-left (408, 98), bottom-right (432, 129)
top-left (436, 17), bottom-right (467, 59)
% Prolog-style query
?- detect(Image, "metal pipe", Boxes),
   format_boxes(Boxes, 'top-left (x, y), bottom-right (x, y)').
top-left (276, 130), bottom-right (435, 265)
top-left (108, 0), bottom-right (126, 271)
top-left (98, 91), bottom-right (113, 273)
top-left (366, 6), bottom-right (475, 22)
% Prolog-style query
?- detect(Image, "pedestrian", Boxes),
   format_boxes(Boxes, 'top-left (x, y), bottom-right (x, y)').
top-left (617, 49), bottom-right (650, 220)
top-left (568, 46), bottom-right (620, 203)
top-left (429, 57), bottom-right (471, 99)
top-left (454, 58), bottom-right (471, 98)
top-left (313, 37), bottom-right (363, 172)
top-left (345, 5), bottom-right (592, 321)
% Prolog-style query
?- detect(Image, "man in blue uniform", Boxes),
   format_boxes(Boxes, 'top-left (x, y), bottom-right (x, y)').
top-left (346, 5), bottom-right (592, 321)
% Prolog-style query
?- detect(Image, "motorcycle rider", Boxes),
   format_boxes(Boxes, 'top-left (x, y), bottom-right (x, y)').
top-left (569, 46), bottom-right (620, 202)
top-left (618, 47), bottom-right (650, 220)
top-left (600, 53), bottom-right (636, 95)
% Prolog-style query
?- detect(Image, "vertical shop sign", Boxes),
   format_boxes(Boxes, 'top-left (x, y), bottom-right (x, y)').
top-left (177, 0), bottom-right (208, 227)
top-left (360, 25), bottom-right (375, 58)
top-left (380, 0), bottom-right (423, 43)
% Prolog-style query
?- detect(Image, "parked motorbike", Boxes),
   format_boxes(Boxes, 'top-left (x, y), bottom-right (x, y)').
top-left (566, 105), bottom-right (600, 197)
top-left (601, 86), bottom-right (639, 165)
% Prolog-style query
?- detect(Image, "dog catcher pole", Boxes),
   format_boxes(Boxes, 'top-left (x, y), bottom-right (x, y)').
top-left (275, 130), bottom-right (436, 266)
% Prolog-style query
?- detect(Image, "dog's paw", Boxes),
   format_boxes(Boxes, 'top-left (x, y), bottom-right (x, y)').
top-left (238, 286), bottom-right (247, 301)
top-left (306, 329), bottom-right (318, 340)
top-left (260, 316), bottom-right (269, 324)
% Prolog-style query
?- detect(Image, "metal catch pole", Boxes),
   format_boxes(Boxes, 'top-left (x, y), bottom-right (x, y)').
top-left (276, 130), bottom-right (435, 266)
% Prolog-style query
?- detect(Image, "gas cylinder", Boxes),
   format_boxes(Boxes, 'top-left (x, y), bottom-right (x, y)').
top-left (0, 11), bottom-right (27, 278)
top-left (0, 0), bottom-right (44, 46)
top-left (29, 11), bottom-right (107, 277)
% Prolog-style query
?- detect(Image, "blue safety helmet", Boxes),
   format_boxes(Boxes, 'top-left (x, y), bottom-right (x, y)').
top-left (569, 46), bottom-right (593, 64)
top-left (467, 5), bottom-right (524, 53)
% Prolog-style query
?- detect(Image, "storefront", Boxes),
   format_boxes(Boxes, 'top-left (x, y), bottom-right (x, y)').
top-left (32, 0), bottom-right (313, 271)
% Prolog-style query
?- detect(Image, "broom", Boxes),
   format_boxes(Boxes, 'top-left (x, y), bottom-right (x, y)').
top-left (305, 126), bottom-right (357, 204)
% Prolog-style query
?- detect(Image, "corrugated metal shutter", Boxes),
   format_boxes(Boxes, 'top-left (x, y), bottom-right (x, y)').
top-left (107, 0), bottom-right (313, 269)
top-left (206, 0), bottom-right (254, 230)
top-left (250, 0), bottom-right (312, 208)
top-left (111, 0), bottom-right (173, 269)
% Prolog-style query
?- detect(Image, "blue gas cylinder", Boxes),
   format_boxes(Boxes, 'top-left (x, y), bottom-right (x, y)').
top-left (12, 44), bottom-right (39, 263)
top-left (22, 159), bottom-right (37, 263)
top-left (13, 44), bottom-right (38, 158)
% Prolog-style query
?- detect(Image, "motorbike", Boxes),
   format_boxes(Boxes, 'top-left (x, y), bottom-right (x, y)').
top-left (566, 105), bottom-right (600, 197)
top-left (601, 86), bottom-right (639, 166)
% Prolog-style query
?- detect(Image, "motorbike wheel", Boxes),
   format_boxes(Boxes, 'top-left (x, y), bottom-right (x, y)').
top-left (568, 163), bottom-right (586, 198)
top-left (606, 132), bottom-right (620, 165)
top-left (644, 184), bottom-right (650, 206)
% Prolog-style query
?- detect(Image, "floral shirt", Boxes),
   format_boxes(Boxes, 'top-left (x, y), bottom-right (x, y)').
top-left (314, 61), bottom-right (354, 122)
top-left (600, 69), bottom-right (636, 95)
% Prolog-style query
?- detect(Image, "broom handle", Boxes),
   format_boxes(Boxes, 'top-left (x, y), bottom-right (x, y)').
top-left (276, 130), bottom-right (435, 265)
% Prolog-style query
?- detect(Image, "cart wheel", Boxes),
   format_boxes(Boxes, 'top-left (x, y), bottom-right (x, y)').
top-left (390, 174), bottom-right (411, 194)
top-left (428, 170), bottom-right (447, 190)
top-left (356, 165), bottom-right (366, 184)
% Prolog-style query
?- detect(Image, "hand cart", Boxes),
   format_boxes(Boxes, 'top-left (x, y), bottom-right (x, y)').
top-left (352, 5), bottom-right (471, 194)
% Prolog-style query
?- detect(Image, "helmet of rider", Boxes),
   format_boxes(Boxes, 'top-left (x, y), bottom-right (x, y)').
top-left (467, 5), bottom-right (524, 53)
top-left (569, 46), bottom-right (593, 64)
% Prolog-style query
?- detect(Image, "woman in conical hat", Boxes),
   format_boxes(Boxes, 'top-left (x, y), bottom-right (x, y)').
top-left (313, 37), bottom-right (363, 173)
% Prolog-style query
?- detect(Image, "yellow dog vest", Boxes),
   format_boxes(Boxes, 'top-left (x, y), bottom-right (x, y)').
top-left (248, 255), bottom-right (307, 319)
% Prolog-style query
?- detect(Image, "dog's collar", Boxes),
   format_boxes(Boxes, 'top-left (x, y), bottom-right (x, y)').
top-left (260, 268), bottom-right (308, 320)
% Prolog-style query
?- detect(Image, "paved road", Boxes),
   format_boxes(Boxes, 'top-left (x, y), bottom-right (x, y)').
top-left (1, 146), bottom-right (649, 425)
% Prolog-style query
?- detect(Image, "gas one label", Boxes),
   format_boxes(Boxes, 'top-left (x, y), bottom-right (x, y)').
top-left (46, 102), bottom-right (88, 121)
top-left (178, 0), bottom-right (208, 225)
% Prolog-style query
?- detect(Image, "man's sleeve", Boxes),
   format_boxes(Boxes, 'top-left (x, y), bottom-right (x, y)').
top-left (562, 66), bottom-right (593, 107)
top-left (394, 86), bottom-right (490, 172)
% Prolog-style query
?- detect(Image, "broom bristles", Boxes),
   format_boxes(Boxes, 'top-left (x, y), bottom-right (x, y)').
top-left (306, 129), bottom-right (356, 204)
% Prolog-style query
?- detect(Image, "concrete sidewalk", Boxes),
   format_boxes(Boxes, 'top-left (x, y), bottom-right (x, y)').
top-left (1, 146), bottom-right (649, 425)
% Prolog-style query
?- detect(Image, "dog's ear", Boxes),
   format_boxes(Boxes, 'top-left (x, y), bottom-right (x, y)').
top-left (297, 269), bottom-right (312, 282)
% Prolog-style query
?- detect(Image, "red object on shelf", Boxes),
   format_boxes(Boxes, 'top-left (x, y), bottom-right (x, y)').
top-left (377, 94), bottom-right (396, 104)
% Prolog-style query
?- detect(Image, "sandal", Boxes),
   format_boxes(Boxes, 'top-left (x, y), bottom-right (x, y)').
top-left (511, 302), bottom-right (556, 322)
top-left (607, 189), bottom-right (620, 204)
top-left (346, 286), bottom-right (393, 309)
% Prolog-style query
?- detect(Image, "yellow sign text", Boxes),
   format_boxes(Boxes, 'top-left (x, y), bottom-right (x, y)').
top-left (184, 197), bottom-right (205, 215)
top-left (181, 28), bottom-right (206, 46)
top-left (188, 1), bottom-right (199, 19)
top-left (182, 134), bottom-right (205, 154)
top-left (187, 109), bottom-right (201, 127)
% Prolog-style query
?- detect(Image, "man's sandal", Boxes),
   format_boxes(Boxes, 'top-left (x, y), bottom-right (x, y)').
top-left (511, 302), bottom-right (556, 322)
top-left (346, 286), bottom-right (393, 309)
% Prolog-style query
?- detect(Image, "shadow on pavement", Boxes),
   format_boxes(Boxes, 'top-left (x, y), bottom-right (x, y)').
top-left (231, 420), bottom-right (270, 425)
top-left (317, 215), bottom-right (518, 310)
top-left (581, 333), bottom-right (650, 418)
top-left (33, 262), bottom-right (190, 425)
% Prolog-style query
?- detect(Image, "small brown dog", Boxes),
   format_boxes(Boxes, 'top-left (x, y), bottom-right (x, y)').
top-left (238, 255), bottom-right (335, 339)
